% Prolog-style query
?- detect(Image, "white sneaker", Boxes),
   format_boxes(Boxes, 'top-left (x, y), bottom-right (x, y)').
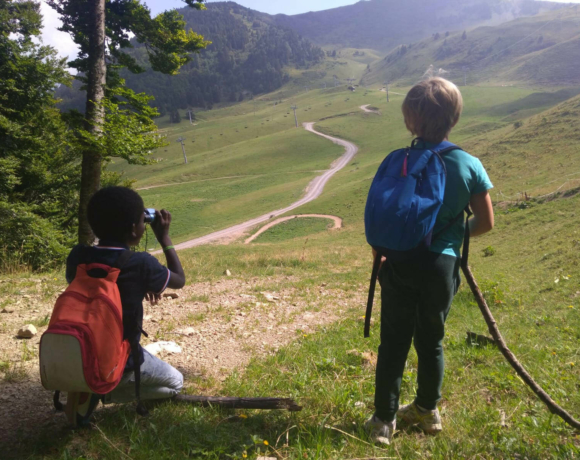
top-left (397, 402), bottom-right (442, 434)
top-left (365, 414), bottom-right (396, 445)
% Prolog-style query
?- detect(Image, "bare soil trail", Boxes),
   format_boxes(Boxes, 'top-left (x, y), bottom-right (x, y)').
top-left (152, 122), bottom-right (359, 254)
top-left (244, 214), bottom-right (343, 244)
top-left (360, 104), bottom-right (381, 114)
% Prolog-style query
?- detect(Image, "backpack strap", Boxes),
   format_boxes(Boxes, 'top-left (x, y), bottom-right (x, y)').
top-left (113, 250), bottom-right (148, 416)
top-left (364, 250), bottom-right (383, 338)
top-left (131, 340), bottom-right (149, 417)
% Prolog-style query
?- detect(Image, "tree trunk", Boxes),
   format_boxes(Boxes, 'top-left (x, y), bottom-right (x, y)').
top-left (78, 0), bottom-right (106, 245)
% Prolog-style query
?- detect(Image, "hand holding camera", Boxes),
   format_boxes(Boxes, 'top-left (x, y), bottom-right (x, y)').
top-left (145, 208), bottom-right (172, 247)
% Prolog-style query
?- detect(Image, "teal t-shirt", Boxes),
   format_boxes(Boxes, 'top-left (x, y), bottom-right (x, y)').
top-left (419, 141), bottom-right (494, 257)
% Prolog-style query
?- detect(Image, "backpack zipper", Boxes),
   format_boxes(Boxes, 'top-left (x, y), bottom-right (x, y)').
top-left (401, 149), bottom-right (409, 177)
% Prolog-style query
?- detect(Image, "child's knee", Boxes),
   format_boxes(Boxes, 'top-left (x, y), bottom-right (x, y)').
top-left (167, 368), bottom-right (184, 391)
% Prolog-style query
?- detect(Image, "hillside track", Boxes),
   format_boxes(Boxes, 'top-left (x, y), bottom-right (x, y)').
top-left (244, 214), bottom-right (343, 244)
top-left (360, 104), bottom-right (381, 114)
top-left (152, 123), bottom-right (358, 253)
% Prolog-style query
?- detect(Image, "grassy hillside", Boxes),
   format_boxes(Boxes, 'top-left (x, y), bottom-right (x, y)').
top-left (364, 6), bottom-right (580, 87)
top-left (7, 52), bottom-right (580, 456)
top-left (13, 93), bottom-right (580, 456)
top-left (111, 82), bottom-right (580, 244)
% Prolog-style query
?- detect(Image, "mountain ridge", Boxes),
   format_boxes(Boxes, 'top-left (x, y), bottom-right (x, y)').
top-left (362, 6), bottom-right (580, 87)
top-left (273, 0), bottom-right (567, 51)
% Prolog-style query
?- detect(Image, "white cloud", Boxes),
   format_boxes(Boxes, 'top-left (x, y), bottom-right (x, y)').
top-left (39, 0), bottom-right (79, 62)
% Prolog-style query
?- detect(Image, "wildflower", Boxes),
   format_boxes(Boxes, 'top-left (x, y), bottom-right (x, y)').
top-left (242, 451), bottom-right (247, 458)
top-left (563, 275), bottom-right (570, 280)
top-left (552, 351), bottom-right (557, 355)
top-left (569, 305), bottom-right (574, 309)
top-left (263, 440), bottom-right (269, 446)
top-left (555, 278), bottom-right (560, 284)
top-left (570, 362), bottom-right (575, 367)
top-left (239, 414), bottom-right (248, 419)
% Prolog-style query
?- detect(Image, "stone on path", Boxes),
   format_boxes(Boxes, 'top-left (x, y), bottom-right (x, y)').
top-left (224, 269), bottom-right (232, 276)
top-left (17, 324), bottom-right (37, 338)
top-left (163, 292), bottom-right (179, 299)
top-left (144, 341), bottom-right (182, 356)
top-left (1, 307), bottom-right (15, 313)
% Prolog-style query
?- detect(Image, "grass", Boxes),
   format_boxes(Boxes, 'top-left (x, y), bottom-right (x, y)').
top-left (19, 191), bottom-right (580, 458)
top-left (252, 217), bottom-right (335, 244)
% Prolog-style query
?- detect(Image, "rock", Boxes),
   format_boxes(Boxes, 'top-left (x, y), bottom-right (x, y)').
top-left (1, 307), bottom-right (15, 313)
top-left (163, 292), bottom-right (179, 299)
top-left (257, 457), bottom-right (276, 460)
top-left (17, 324), bottom-right (37, 338)
top-left (144, 315), bottom-right (152, 321)
top-left (144, 341), bottom-right (182, 356)
top-left (182, 327), bottom-right (196, 336)
top-left (224, 269), bottom-right (232, 276)
top-left (354, 401), bottom-right (366, 408)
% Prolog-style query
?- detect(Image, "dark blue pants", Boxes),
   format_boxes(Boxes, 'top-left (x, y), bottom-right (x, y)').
top-left (374, 252), bottom-right (460, 422)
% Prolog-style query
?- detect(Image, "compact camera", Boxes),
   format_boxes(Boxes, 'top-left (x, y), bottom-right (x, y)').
top-left (144, 208), bottom-right (157, 224)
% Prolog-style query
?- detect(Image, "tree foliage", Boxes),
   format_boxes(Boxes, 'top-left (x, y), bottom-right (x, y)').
top-left (0, 0), bottom-right (78, 270)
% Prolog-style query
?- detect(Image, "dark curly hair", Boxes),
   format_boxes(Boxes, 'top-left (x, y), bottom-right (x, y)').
top-left (87, 187), bottom-right (144, 242)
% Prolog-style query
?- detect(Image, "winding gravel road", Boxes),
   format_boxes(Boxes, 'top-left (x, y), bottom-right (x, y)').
top-left (153, 122), bottom-right (358, 253)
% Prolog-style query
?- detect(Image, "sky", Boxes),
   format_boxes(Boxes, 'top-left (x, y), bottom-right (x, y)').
top-left (39, 0), bottom-right (579, 62)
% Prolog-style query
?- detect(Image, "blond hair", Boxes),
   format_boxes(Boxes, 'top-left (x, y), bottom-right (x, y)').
top-left (401, 77), bottom-right (463, 143)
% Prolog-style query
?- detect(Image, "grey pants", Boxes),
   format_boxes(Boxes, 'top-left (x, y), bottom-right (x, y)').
top-left (105, 349), bottom-right (184, 404)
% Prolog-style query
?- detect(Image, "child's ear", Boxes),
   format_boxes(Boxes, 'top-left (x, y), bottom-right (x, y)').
top-left (131, 223), bottom-right (138, 239)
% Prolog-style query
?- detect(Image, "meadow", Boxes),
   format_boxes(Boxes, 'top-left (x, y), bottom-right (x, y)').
top-left (3, 78), bottom-right (580, 458)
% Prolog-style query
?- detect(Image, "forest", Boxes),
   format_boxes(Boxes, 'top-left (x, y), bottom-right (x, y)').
top-left (57, 2), bottom-right (325, 116)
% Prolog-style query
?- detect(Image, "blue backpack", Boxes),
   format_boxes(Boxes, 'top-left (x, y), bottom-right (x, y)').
top-left (363, 138), bottom-right (471, 337)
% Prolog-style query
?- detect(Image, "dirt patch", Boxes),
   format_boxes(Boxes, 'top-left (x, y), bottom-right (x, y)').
top-left (0, 276), bottom-right (365, 456)
top-left (244, 214), bottom-right (342, 244)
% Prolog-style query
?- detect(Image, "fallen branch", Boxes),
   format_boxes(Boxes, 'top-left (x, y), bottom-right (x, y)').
top-left (174, 395), bottom-right (302, 411)
top-left (462, 264), bottom-right (580, 430)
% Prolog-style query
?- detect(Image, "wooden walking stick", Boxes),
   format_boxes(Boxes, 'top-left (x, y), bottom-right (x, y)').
top-left (175, 395), bottom-right (302, 411)
top-left (461, 214), bottom-right (580, 430)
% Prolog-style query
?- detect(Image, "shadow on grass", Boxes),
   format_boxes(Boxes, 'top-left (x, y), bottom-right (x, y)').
top-left (20, 396), bottom-right (315, 459)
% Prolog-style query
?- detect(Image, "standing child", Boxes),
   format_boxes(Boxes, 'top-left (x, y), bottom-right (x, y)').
top-left (365, 78), bottom-right (494, 445)
top-left (65, 186), bottom-right (187, 411)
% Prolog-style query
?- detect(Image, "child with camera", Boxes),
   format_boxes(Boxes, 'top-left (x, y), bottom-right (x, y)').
top-left (56, 187), bottom-right (186, 417)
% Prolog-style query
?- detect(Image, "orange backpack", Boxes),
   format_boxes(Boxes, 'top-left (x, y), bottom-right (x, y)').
top-left (39, 250), bottom-right (144, 422)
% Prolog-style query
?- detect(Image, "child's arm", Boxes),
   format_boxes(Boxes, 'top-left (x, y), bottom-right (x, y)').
top-left (469, 190), bottom-right (494, 237)
top-left (151, 209), bottom-right (186, 289)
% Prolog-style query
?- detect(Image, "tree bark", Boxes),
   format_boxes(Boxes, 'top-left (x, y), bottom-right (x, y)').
top-left (174, 395), bottom-right (302, 411)
top-left (78, 0), bottom-right (106, 245)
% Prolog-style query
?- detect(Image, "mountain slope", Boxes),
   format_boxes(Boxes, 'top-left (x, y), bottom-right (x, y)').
top-left (273, 0), bottom-right (566, 51)
top-left (363, 6), bottom-right (580, 87)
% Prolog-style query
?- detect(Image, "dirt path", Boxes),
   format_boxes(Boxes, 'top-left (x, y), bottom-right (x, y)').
top-left (360, 104), bottom-right (381, 114)
top-left (244, 214), bottom-right (342, 244)
top-left (0, 276), bottom-right (366, 457)
top-left (152, 123), bottom-right (359, 254)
